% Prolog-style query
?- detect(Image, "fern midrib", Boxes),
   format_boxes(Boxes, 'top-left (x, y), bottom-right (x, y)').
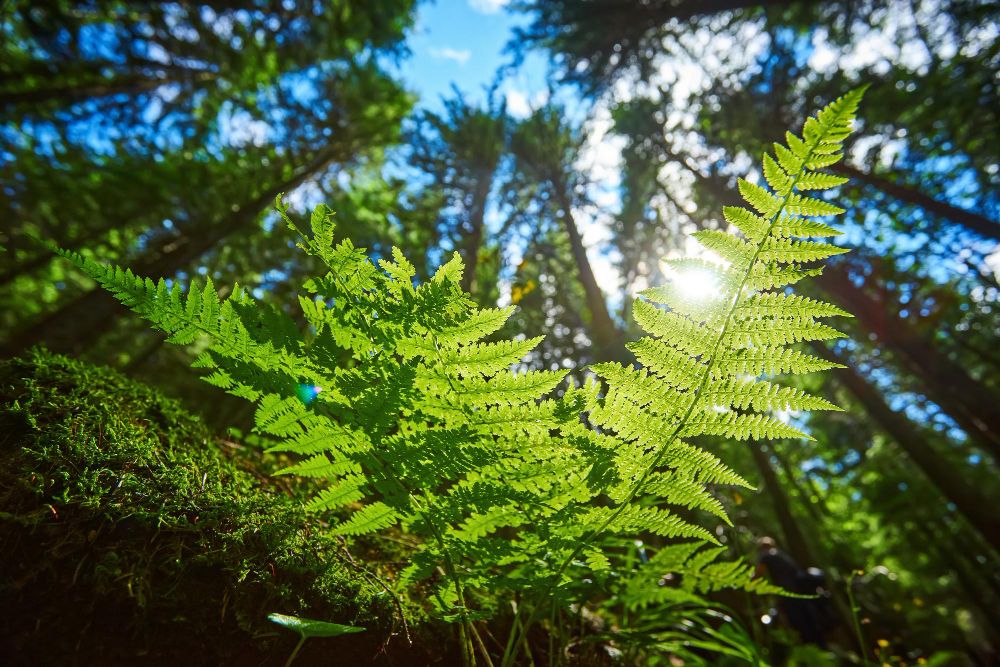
top-left (499, 129), bottom-right (834, 667)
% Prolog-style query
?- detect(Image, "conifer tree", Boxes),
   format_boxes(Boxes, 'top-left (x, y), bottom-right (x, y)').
top-left (508, 105), bottom-right (624, 361)
top-left (407, 90), bottom-right (508, 299)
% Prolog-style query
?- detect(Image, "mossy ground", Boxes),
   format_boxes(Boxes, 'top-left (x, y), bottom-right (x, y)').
top-left (0, 349), bottom-right (448, 665)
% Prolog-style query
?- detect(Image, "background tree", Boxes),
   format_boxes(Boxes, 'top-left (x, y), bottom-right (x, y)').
top-left (406, 89), bottom-right (508, 300)
top-left (506, 104), bottom-right (624, 363)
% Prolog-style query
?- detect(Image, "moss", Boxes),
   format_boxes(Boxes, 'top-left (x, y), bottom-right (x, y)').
top-left (0, 349), bottom-right (439, 665)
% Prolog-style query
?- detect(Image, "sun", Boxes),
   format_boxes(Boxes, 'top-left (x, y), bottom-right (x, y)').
top-left (659, 262), bottom-right (720, 302)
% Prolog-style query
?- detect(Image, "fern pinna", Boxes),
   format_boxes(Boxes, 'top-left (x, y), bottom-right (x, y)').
top-left (48, 88), bottom-right (864, 665)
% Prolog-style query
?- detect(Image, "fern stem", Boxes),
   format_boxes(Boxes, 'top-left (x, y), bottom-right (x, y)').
top-left (283, 635), bottom-right (306, 667)
top-left (428, 334), bottom-right (482, 666)
top-left (847, 571), bottom-right (871, 665)
top-left (501, 118), bottom-right (836, 667)
top-left (471, 623), bottom-right (496, 667)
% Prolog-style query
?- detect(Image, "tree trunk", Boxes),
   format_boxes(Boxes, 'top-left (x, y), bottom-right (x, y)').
top-left (749, 440), bottom-right (819, 568)
top-left (0, 219), bottom-right (126, 288)
top-left (550, 176), bottom-right (623, 361)
top-left (1, 150), bottom-right (334, 358)
top-left (811, 342), bottom-right (1000, 553)
top-left (771, 442), bottom-right (829, 523)
top-left (459, 178), bottom-right (491, 296)
top-left (830, 163), bottom-right (1000, 242)
top-left (749, 439), bottom-right (860, 646)
top-left (815, 266), bottom-right (1000, 463)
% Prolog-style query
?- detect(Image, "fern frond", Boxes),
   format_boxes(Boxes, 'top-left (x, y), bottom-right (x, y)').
top-left (569, 87), bottom-right (865, 580)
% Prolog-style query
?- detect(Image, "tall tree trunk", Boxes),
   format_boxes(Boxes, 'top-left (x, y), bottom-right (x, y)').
top-left (459, 178), bottom-right (491, 296)
top-left (830, 163), bottom-right (1000, 242)
top-left (811, 342), bottom-right (1000, 553)
top-left (749, 440), bottom-right (818, 568)
top-left (550, 175), bottom-right (623, 361)
top-left (815, 266), bottom-right (1000, 463)
top-left (1, 150), bottom-right (334, 358)
top-left (749, 439), bottom-right (859, 646)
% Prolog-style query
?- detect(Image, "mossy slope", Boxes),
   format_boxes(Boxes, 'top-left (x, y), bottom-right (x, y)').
top-left (0, 349), bottom-right (439, 665)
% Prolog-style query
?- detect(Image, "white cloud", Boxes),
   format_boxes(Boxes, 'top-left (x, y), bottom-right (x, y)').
top-left (505, 89), bottom-right (531, 118)
top-left (503, 87), bottom-right (548, 119)
top-left (428, 47), bottom-right (471, 65)
top-left (468, 0), bottom-right (509, 14)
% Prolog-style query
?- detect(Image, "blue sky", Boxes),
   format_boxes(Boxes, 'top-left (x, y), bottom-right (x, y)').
top-left (395, 0), bottom-right (551, 115)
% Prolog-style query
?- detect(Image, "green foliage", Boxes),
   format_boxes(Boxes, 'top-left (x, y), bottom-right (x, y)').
top-left (269, 613), bottom-right (366, 638)
top-left (46, 89), bottom-right (864, 663)
top-left (43, 203), bottom-right (601, 635)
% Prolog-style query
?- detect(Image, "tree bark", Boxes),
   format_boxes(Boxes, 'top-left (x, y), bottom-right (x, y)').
top-left (550, 175), bottom-right (624, 361)
top-left (459, 178), bottom-right (491, 296)
top-left (1, 150), bottom-right (334, 358)
top-left (811, 342), bottom-right (1000, 554)
top-left (830, 163), bottom-right (1000, 242)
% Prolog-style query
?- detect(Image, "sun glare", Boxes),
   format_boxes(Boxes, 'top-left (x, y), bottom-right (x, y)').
top-left (659, 260), bottom-right (721, 302)
top-left (674, 269), bottom-right (719, 301)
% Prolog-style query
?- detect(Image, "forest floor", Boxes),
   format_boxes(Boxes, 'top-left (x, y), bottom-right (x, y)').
top-left (0, 350), bottom-right (457, 666)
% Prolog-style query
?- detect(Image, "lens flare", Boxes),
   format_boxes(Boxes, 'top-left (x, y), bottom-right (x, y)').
top-left (296, 384), bottom-right (323, 404)
top-left (659, 260), bottom-right (720, 302)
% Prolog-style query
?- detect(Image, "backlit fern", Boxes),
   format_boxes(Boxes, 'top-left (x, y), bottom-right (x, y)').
top-left (48, 87), bottom-right (864, 665)
top-left (590, 88), bottom-right (864, 511)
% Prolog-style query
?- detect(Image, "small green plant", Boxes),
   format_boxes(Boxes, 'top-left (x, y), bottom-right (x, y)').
top-left (268, 613), bottom-right (365, 667)
top-left (46, 87), bottom-right (864, 665)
